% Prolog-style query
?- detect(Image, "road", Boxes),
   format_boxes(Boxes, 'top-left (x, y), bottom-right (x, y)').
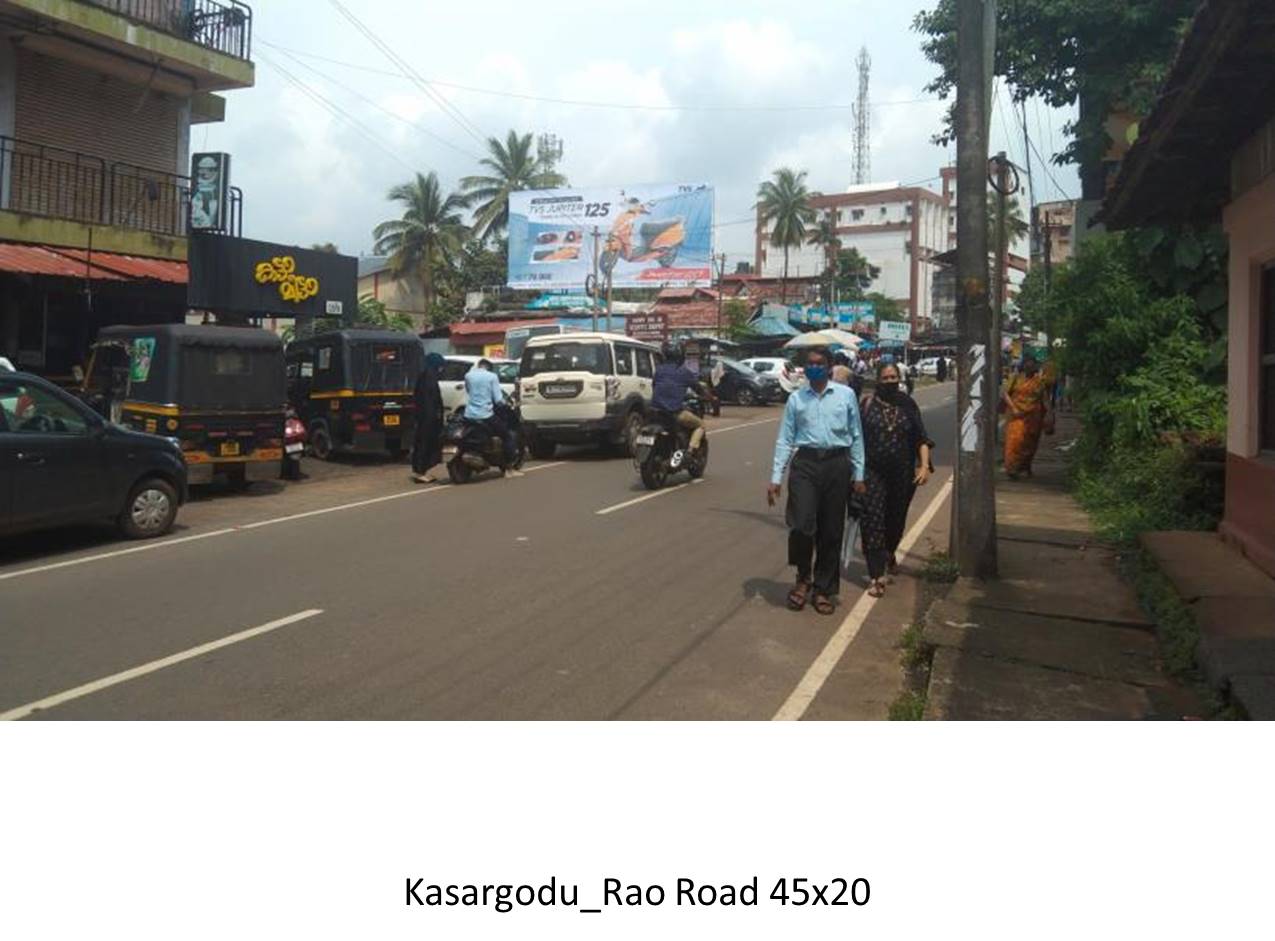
top-left (0, 382), bottom-right (957, 720)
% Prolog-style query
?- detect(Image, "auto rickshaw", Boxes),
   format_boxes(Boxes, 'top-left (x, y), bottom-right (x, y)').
top-left (284, 329), bottom-right (422, 459)
top-left (83, 324), bottom-right (287, 487)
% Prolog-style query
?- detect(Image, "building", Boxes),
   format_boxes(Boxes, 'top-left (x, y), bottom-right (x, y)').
top-left (0, 0), bottom-right (255, 378)
top-left (1036, 199), bottom-right (1078, 265)
top-left (939, 164), bottom-right (1031, 311)
top-left (1102, 0), bottom-right (1275, 578)
top-left (357, 255), bottom-right (428, 329)
top-left (650, 286), bottom-right (720, 335)
top-left (755, 181), bottom-right (948, 332)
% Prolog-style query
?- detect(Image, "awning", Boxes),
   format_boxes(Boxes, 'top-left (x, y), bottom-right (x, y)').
top-left (0, 243), bottom-right (186, 282)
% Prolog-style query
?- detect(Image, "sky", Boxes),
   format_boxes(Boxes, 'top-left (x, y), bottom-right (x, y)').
top-left (201, 0), bottom-right (1081, 269)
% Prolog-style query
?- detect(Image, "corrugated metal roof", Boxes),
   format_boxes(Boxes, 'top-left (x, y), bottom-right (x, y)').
top-left (0, 244), bottom-right (125, 279)
top-left (51, 249), bottom-right (187, 283)
top-left (449, 318), bottom-right (553, 337)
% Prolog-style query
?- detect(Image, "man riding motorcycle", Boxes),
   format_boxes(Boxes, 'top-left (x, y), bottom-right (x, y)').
top-left (464, 358), bottom-right (522, 479)
top-left (652, 344), bottom-right (709, 454)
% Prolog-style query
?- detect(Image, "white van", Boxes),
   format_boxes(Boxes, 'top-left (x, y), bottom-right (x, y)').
top-left (518, 332), bottom-right (659, 458)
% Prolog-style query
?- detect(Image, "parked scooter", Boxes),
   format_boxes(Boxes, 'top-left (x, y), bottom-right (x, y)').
top-left (441, 401), bottom-right (525, 483)
top-left (600, 198), bottom-right (685, 275)
top-left (282, 405), bottom-right (307, 480)
top-left (633, 393), bottom-right (709, 490)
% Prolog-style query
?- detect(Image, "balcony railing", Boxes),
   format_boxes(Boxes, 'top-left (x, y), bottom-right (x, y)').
top-left (80, 0), bottom-right (253, 61)
top-left (1, 135), bottom-right (242, 239)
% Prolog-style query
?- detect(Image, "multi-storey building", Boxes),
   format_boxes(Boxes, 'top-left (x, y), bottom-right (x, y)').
top-left (0, 0), bottom-right (254, 378)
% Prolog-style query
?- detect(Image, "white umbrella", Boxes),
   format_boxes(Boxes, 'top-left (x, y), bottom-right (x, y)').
top-left (784, 329), bottom-right (863, 351)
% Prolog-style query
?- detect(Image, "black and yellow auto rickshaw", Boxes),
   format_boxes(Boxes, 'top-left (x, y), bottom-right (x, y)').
top-left (83, 324), bottom-right (286, 486)
top-left (284, 329), bottom-right (422, 459)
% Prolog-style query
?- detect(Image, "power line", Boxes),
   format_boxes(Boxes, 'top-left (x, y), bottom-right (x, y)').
top-left (260, 38), bottom-right (942, 114)
top-left (1025, 133), bottom-right (1070, 201)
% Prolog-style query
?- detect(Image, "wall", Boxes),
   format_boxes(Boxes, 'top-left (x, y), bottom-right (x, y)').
top-left (358, 269), bottom-right (428, 329)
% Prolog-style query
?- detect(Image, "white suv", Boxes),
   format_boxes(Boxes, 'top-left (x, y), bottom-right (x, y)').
top-left (438, 356), bottom-right (518, 413)
top-left (518, 332), bottom-right (659, 458)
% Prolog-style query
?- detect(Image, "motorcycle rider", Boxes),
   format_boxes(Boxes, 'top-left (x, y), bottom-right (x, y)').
top-left (652, 343), bottom-right (708, 456)
top-left (464, 358), bottom-right (522, 479)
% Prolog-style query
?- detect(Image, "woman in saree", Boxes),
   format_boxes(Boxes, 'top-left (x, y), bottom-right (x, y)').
top-left (1002, 356), bottom-right (1051, 479)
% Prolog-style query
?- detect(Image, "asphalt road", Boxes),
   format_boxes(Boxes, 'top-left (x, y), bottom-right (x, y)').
top-left (0, 382), bottom-right (957, 720)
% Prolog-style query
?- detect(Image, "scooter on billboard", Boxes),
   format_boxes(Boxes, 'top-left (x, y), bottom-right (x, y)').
top-left (600, 198), bottom-right (685, 275)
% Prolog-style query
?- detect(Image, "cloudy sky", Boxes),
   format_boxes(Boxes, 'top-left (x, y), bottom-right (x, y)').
top-left (202, 0), bottom-right (1080, 267)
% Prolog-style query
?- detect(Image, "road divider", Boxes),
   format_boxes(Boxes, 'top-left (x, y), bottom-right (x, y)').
top-left (0, 609), bottom-right (325, 721)
top-left (772, 476), bottom-right (954, 721)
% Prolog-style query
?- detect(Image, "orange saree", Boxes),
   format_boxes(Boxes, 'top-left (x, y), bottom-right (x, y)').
top-left (1003, 372), bottom-right (1048, 476)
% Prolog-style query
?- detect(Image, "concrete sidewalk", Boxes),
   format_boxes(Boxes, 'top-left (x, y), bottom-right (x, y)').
top-left (919, 412), bottom-right (1201, 720)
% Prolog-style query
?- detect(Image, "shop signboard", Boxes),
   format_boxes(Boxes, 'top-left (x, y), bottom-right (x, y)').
top-left (625, 312), bottom-right (668, 343)
top-left (833, 301), bottom-right (875, 325)
top-left (188, 234), bottom-right (358, 319)
top-left (878, 320), bottom-right (913, 343)
top-left (508, 183), bottom-right (714, 289)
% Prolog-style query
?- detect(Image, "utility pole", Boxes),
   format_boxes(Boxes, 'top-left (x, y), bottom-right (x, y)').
top-left (1042, 210), bottom-right (1053, 350)
top-left (1019, 99), bottom-right (1037, 262)
top-left (591, 226), bottom-right (600, 332)
top-left (715, 252), bottom-right (726, 338)
top-left (991, 151), bottom-right (1010, 423)
top-left (605, 267), bottom-right (613, 333)
top-left (952, 0), bottom-right (998, 579)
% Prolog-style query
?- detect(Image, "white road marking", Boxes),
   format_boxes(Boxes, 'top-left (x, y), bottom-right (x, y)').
top-left (0, 609), bottom-right (324, 721)
top-left (524, 461), bottom-right (567, 472)
top-left (595, 479), bottom-right (703, 516)
top-left (0, 528), bottom-right (238, 583)
top-left (238, 484), bottom-right (450, 530)
top-left (772, 477), bottom-right (954, 721)
top-left (707, 417), bottom-right (780, 436)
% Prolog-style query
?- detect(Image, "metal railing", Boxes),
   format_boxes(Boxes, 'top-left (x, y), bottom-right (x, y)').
top-left (79, 0), bottom-right (253, 61)
top-left (1, 135), bottom-right (242, 238)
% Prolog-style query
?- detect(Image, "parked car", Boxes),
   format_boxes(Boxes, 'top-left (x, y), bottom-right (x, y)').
top-left (518, 332), bottom-right (659, 458)
top-left (438, 356), bottom-right (519, 413)
top-left (916, 357), bottom-right (942, 377)
top-left (741, 356), bottom-right (802, 395)
top-left (0, 371), bottom-right (187, 539)
top-left (707, 357), bottom-right (780, 406)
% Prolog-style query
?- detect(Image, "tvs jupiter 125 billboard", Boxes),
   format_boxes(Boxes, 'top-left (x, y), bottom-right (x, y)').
top-left (507, 183), bottom-right (714, 290)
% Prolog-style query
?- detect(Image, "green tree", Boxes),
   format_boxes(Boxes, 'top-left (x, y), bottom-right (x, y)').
top-left (373, 171), bottom-right (467, 310)
top-left (913, 0), bottom-right (1197, 174)
top-left (310, 242), bottom-right (339, 253)
top-left (354, 294), bottom-right (415, 332)
top-left (721, 298), bottom-right (752, 341)
top-left (756, 167), bottom-right (818, 302)
top-left (806, 212), bottom-right (840, 303)
top-left (868, 293), bottom-right (907, 323)
top-left (461, 130), bottom-right (568, 243)
top-left (832, 247), bottom-right (880, 299)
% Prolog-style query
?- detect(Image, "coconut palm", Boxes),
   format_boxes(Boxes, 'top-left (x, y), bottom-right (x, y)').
top-left (372, 171), bottom-right (467, 308)
top-left (460, 130), bottom-right (568, 242)
top-left (756, 168), bottom-right (818, 301)
top-left (807, 211), bottom-right (841, 304)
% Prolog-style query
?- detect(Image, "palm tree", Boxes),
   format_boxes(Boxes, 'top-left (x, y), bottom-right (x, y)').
top-left (807, 211), bottom-right (841, 305)
top-left (372, 171), bottom-right (467, 308)
top-left (460, 130), bottom-right (567, 242)
top-left (756, 168), bottom-right (818, 302)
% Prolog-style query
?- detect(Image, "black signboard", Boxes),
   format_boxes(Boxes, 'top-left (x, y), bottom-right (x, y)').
top-left (187, 233), bottom-right (358, 320)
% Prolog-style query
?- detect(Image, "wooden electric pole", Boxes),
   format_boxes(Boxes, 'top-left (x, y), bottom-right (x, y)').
top-left (952, 0), bottom-right (999, 579)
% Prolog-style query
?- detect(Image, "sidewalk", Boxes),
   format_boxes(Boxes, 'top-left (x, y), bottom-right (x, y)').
top-left (919, 412), bottom-right (1203, 719)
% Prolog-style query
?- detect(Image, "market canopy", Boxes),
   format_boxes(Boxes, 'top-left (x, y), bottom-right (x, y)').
top-left (784, 329), bottom-right (862, 351)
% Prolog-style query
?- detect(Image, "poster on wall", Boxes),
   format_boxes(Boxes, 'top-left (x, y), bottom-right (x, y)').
top-left (508, 183), bottom-right (714, 289)
top-left (190, 152), bottom-right (231, 231)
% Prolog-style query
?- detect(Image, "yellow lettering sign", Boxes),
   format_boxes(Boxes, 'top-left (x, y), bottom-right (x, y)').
top-left (254, 255), bottom-right (320, 303)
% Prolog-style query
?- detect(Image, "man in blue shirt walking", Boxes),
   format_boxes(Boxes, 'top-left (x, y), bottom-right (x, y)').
top-left (464, 359), bottom-right (522, 478)
top-left (768, 347), bottom-right (866, 614)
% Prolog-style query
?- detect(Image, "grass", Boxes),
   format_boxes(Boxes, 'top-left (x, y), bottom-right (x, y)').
top-left (922, 550), bottom-right (960, 584)
top-left (889, 621), bottom-right (936, 720)
top-left (898, 620), bottom-right (931, 670)
top-left (888, 691), bottom-right (926, 721)
top-left (1127, 549), bottom-right (1201, 678)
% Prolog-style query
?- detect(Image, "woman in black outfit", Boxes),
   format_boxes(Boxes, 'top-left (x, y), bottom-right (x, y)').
top-left (411, 352), bottom-right (445, 483)
top-left (859, 362), bottom-right (934, 597)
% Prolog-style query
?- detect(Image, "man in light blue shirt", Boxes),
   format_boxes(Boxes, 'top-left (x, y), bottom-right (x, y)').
top-left (767, 347), bottom-right (866, 613)
top-left (464, 360), bottom-right (521, 478)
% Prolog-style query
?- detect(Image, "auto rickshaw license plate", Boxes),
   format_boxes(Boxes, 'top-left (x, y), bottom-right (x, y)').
top-left (220, 441), bottom-right (241, 457)
top-left (383, 414), bottom-right (400, 426)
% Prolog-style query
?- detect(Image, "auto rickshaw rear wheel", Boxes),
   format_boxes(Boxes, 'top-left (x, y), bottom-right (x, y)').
top-left (309, 423), bottom-right (333, 460)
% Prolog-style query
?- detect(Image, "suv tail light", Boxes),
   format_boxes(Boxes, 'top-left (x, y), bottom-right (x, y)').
top-left (605, 376), bottom-right (620, 401)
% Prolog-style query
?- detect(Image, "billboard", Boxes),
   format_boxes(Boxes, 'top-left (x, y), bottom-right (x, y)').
top-left (188, 234), bottom-right (358, 319)
top-left (878, 320), bottom-right (913, 343)
top-left (625, 312), bottom-right (669, 343)
top-left (508, 183), bottom-right (714, 289)
top-left (190, 152), bottom-right (231, 231)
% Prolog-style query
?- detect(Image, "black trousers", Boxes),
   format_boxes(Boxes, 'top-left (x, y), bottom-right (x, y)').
top-left (786, 450), bottom-right (851, 597)
top-left (861, 460), bottom-right (916, 579)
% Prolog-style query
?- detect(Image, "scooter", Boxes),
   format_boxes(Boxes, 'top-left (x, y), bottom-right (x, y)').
top-left (282, 405), bottom-right (307, 480)
top-left (633, 393), bottom-right (709, 491)
top-left (600, 199), bottom-right (685, 275)
top-left (441, 401), bottom-right (525, 484)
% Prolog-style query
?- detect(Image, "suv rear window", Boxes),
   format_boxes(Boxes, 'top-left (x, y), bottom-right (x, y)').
top-left (521, 342), bottom-right (613, 377)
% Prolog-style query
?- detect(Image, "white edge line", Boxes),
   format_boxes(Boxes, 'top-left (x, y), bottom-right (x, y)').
top-left (772, 477), bottom-right (954, 721)
top-left (238, 483), bottom-right (450, 529)
top-left (707, 417), bottom-right (780, 436)
top-left (0, 609), bottom-right (324, 721)
top-left (0, 527), bottom-right (238, 582)
top-left (524, 461), bottom-right (568, 472)
top-left (595, 478), bottom-right (703, 516)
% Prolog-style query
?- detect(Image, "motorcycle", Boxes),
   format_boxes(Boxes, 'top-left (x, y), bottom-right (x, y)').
top-left (441, 401), bottom-right (525, 484)
top-left (600, 199), bottom-right (685, 275)
top-left (282, 405), bottom-right (307, 480)
top-left (633, 393), bottom-right (709, 491)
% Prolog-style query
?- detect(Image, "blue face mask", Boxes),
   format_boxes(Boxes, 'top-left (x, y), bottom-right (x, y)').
top-left (805, 365), bottom-right (828, 384)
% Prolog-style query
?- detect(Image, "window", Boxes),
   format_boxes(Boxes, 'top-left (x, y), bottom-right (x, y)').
top-left (879, 206), bottom-right (888, 217)
top-left (0, 382), bottom-right (91, 435)
top-left (520, 342), bottom-right (612, 377)
top-left (440, 360), bottom-right (471, 382)
top-left (317, 347), bottom-right (332, 371)
top-left (851, 209), bottom-right (865, 221)
top-left (636, 350), bottom-right (654, 378)
top-left (906, 204), bottom-right (914, 217)
top-left (210, 349), bottom-right (252, 376)
top-left (1262, 267), bottom-right (1275, 451)
top-left (614, 345), bottom-right (634, 375)
top-left (495, 362), bottom-right (520, 384)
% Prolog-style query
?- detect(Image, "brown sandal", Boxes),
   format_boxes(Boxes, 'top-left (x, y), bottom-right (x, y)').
top-left (867, 579), bottom-right (886, 598)
top-left (812, 595), bottom-right (837, 616)
top-left (787, 580), bottom-right (812, 611)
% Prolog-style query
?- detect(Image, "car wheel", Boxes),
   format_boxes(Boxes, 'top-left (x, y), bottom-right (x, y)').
top-left (118, 477), bottom-right (178, 539)
top-left (528, 436), bottom-right (557, 460)
top-left (309, 423), bottom-right (333, 461)
top-left (620, 410), bottom-right (644, 456)
top-left (736, 386), bottom-right (757, 407)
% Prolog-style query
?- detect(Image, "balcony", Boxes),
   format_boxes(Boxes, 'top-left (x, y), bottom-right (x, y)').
top-left (1, 135), bottom-right (242, 242)
top-left (81, 0), bottom-right (253, 61)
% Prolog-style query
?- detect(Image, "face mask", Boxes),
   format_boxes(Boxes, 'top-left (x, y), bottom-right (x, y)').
top-left (878, 381), bottom-right (901, 395)
top-left (805, 365), bottom-right (828, 384)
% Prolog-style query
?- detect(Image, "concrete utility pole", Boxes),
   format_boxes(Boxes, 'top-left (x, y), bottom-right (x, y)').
top-left (1042, 210), bottom-right (1053, 350)
top-left (715, 252), bottom-right (726, 338)
top-left (605, 268), bottom-right (613, 333)
top-left (952, 0), bottom-right (999, 579)
top-left (991, 151), bottom-right (1010, 421)
top-left (591, 226), bottom-right (600, 332)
